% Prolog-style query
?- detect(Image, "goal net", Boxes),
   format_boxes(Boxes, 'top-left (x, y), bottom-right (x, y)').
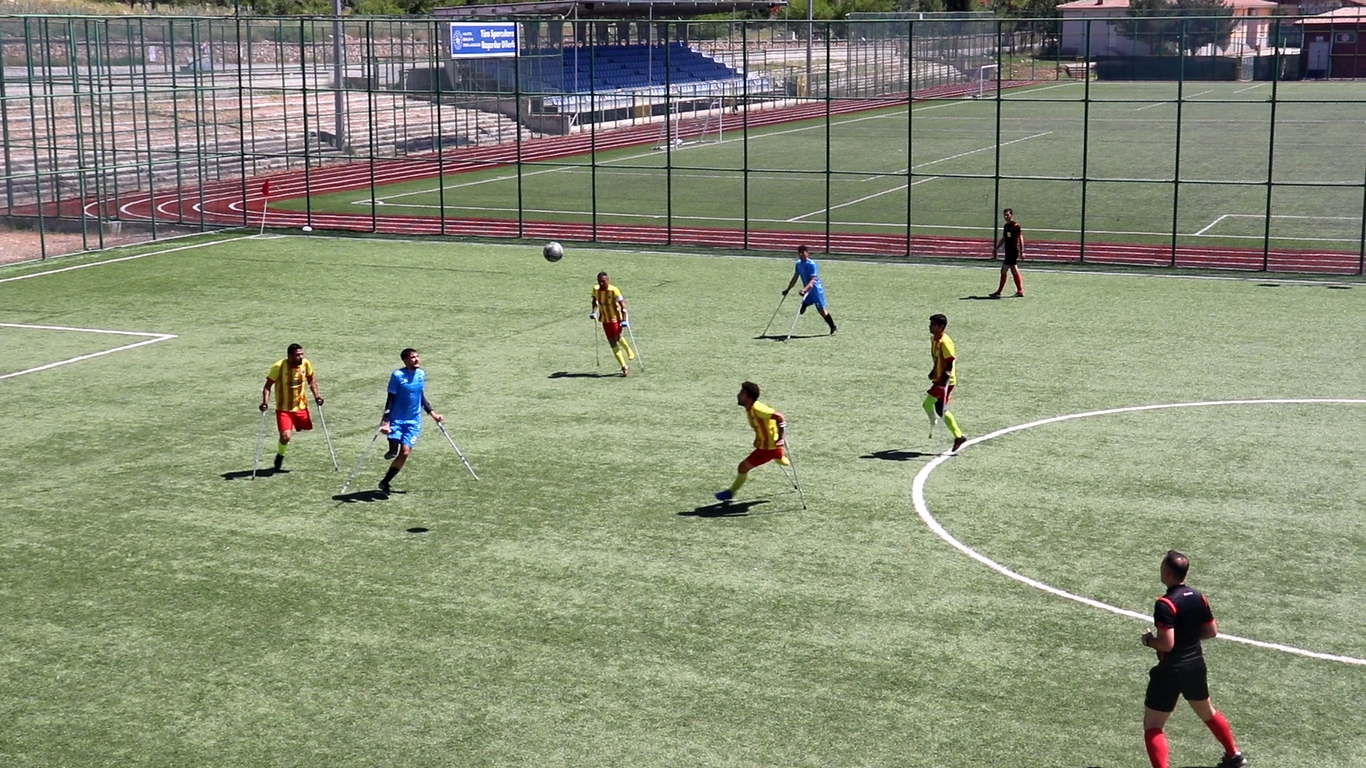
top-left (653, 99), bottom-right (724, 150)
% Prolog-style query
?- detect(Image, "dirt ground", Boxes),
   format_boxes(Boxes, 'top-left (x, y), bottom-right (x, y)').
top-left (0, 228), bottom-right (147, 265)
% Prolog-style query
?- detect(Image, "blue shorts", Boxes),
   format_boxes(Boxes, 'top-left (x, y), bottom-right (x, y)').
top-left (388, 419), bottom-right (421, 447)
top-left (801, 287), bottom-right (827, 311)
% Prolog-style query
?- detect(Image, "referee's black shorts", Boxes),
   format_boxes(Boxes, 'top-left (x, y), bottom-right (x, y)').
top-left (1002, 250), bottom-right (1019, 266)
top-left (1145, 660), bottom-right (1210, 712)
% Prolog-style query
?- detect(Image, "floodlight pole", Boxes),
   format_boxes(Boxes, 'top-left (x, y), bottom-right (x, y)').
top-left (333, 0), bottom-right (345, 152)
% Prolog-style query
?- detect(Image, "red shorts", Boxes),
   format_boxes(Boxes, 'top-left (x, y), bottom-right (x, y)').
top-left (601, 321), bottom-right (622, 341)
top-left (927, 383), bottom-right (955, 403)
top-left (744, 447), bottom-right (785, 468)
top-left (276, 408), bottom-right (313, 433)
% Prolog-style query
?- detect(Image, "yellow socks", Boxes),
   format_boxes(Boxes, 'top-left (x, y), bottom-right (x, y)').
top-left (613, 346), bottom-right (626, 368)
top-left (277, 442), bottom-right (288, 456)
top-left (943, 411), bottom-right (963, 439)
top-left (619, 338), bottom-right (635, 360)
top-left (728, 472), bottom-right (749, 493)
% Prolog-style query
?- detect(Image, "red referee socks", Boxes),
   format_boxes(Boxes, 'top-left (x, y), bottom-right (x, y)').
top-left (1204, 710), bottom-right (1239, 757)
top-left (1144, 727), bottom-right (1168, 768)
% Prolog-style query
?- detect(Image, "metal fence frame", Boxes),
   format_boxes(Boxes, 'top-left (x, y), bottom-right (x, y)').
top-left (2, 13), bottom-right (1363, 274)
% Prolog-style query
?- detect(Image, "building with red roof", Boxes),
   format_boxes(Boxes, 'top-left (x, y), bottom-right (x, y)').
top-left (1297, 6), bottom-right (1366, 76)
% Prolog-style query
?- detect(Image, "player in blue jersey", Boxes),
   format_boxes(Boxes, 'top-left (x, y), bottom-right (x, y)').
top-left (377, 348), bottom-right (444, 493)
top-left (783, 245), bottom-right (837, 335)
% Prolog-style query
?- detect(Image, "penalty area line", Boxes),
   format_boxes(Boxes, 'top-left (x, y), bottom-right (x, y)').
top-left (0, 323), bottom-right (178, 381)
top-left (912, 398), bottom-right (1366, 666)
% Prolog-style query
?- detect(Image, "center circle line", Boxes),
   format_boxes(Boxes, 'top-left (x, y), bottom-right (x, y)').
top-left (911, 398), bottom-right (1366, 666)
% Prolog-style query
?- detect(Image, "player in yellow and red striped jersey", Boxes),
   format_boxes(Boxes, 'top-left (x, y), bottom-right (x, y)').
top-left (259, 343), bottom-right (324, 471)
top-left (715, 381), bottom-right (790, 502)
top-left (591, 271), bottom-right (635, 376)
top-left (926, 314), bottom-right (967, 454)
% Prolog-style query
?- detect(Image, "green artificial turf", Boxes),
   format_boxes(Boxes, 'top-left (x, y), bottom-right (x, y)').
top-left (286, 81), bottom-right (1366, 252)
top-left (0, 234), bottom-right (1361, 767)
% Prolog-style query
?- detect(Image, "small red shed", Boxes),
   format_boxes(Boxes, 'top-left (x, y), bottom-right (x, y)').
top-left (1298, 6), bottom-right (1366, 78)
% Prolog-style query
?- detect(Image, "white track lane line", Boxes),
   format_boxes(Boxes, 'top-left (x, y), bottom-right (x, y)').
top-left (912, 398), bottom-right (1366, 666)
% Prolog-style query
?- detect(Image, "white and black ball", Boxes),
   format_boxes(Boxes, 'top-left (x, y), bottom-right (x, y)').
top-left (542, 241), bottom-right (564, 263)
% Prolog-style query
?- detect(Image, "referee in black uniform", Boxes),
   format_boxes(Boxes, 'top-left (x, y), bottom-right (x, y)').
top-left (1140, 550), bottom-right (1246, 768)
top-left (990, 208), bottom-right (1025, 298)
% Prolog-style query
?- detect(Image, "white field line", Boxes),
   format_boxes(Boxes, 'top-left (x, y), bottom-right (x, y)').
top-left (1133, 90), bottom-right (1215, 111)
top-left (0, 323), bottom-right (177, 381)
top-left (1235, 82), bottom-right (1268, 94)
top-left (912, 398), bottom-right (1366, 666)
top-left (1192, 213), bottom-right (1230, 236)
top-left (785, 131), bottom-right (1052, 222)
top-left (1192, 212), bottom-right (1362, 237)
top-left (0, 236), bottom-right (254, 286)
top-left (786, 177), bottom-right (941, 222)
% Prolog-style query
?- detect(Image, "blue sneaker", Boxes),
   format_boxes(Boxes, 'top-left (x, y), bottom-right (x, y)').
top-left (714, 490), bottom-right (733, 502)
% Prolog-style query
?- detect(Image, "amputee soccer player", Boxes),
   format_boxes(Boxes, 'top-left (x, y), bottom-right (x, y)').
top-left (782, 245), bottom-right (837, 335)
top-left (1140, 551), bottom-right (1246, 768)
top-left (377, 348), bottom-right (444, 494)
top-left (715, 381), bottom-right (790, 502)
top-left (590, 271), bottom-right (635, 376)
top-left (925, 314), bottom-right (967, 454)
top-left (259, 343), bottom-right (324, 472)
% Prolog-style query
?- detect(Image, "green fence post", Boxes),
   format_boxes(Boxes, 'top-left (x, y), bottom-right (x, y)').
top-left (22, 17), bottom-right (49, 258)
top-left (1170, 23), bottom-right (1185, 267)
top-left (367, 19), bottom-right (379, 234)
top-left (590, 23), bottom-right (599, 240)
top-left (823, 23), bottom-right (831, 254)
top-left (435, 20), bottom-right (448, 236)
top-left (299, 18), bottom-right (314, 228)
top-left (742, 19), bottom-right (750, 251)
top-left (991, 18), bottom-right (1003, 257)
top-left (665, 24), bottom-right (674, 245)
top-left (0, 36), bottom-right (11, 214)
top-left (905, 19), bottom-right (913, 258)
top-left (514, 23), bottom-right (524, 240)
top-left (1261, 38), bottom-right (1281, 272)
top-left (1078, 18), bottom-right (1092, 264)
top-left (1358, 155), bottom-right (1365, 276)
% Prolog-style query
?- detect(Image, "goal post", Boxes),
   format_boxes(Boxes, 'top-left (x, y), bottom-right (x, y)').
top-left (970, 63), bottom-right (1000, 99)
top-left (653, 99), bottom-right (724, 150)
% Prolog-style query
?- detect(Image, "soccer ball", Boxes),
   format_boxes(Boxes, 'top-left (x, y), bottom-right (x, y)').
top-left (542, 241), bottom-right (564, 263)
top-left (301, 226), bottom-right (313, 232)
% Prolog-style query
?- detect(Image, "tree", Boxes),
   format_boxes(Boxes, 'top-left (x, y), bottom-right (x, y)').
top-left (1115, 0), bottom-right (1234, 55)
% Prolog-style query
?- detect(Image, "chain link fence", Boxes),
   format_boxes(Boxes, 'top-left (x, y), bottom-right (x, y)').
top-left (2, 14), bottom-right (1362, 273)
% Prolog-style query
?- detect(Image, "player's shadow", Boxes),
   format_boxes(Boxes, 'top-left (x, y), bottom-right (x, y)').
top-left (548, 371), bottom-right (617, 379)
top-left (332, 489), bottom-right (399, 503)
top-left (960, 294), bottom-right (1014, 300)
top-left (679, 499), bottom-right (770, 517)
top-left (754, 334), bottom-right (825, 341)
top-left (221, 468), bottom-right (287, 480)
top-left (860, 449), bottom-right (932, 462)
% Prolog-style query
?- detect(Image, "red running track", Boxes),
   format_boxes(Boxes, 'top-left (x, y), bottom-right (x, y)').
top-left (23, 82), bottom-right (1366, 276)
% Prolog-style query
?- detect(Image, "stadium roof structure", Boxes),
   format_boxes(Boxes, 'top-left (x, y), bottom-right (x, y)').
top-left (433, 0), bottom-right (786, 19)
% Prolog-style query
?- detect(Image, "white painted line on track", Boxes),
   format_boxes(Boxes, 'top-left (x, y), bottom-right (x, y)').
top-left (912, 398), bottom-right (1366, 666)
top-left (0, 323), bottom-right (178, 381)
